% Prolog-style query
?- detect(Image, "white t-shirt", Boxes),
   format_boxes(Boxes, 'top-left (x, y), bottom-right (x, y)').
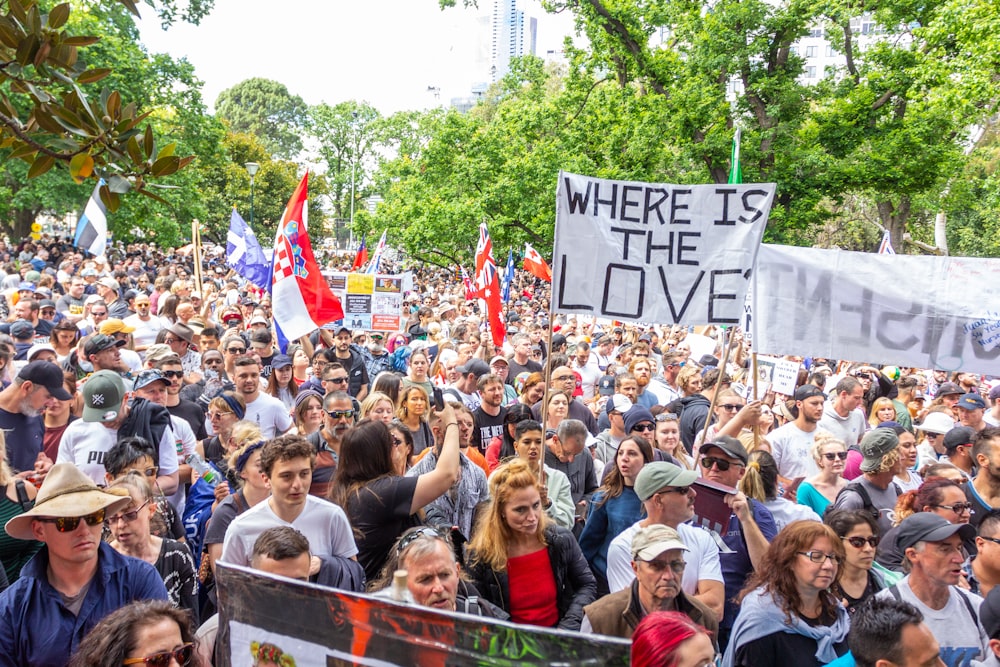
top-left (769, 422), bottom-right (828, 479)
top-left (57, 417), bottom-right (179, 485)
top-left (123, 314), bottom-right (164, 355)
top-left (220, 495), bottom-right (358, 566)
top-left (166, 415), bottom-right (198, 514)
top-left (243, 392), bottom-right (293, 439)
top-left (606, 520), bottom-right (724, 594)
top-left (818, 402), bottom-right (867, 449)
top-left (876, 578), bottom-right (987, 667)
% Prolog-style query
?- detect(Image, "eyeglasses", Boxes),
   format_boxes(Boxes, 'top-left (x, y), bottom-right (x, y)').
top-left (798, 551), bottom-right (842, 565)
top-left (104, 500), bottom-right (150, 528)
top-left (842, 535), bottom-right (879, 549)
top-left (823, 452), bottom-right (849, 461)
top-left (631, 423), bottom-right (655, 433)
top-left (641, 558), bottom-right (686, 574)
top-left (327, 409), bottom-right (355, 420)
top-left (719, 404), bottom-right (743, 412)
top-left (161, 370), bottom-right (183, 379)
top-left (325, 377), bottom-right (349, 385)
top-left (36, 509), bottom-right (106, 532)
top-left (658, 486), bottom-right (692, 496)
top-left (207, 411), bottom-right (233, 420)
top-left (935, 502), bottom-right (973, 514)
top-left (655, 413), bottom-right (679, 422)
top-left (122, 643), bottom-right (193, 667)
top-left (396, 526), bottom-right (447, 555)
top-left (227, 347), bottom-right (246, 354)
top-left (700, 456), bottom-right (737, 472)
top-left (981, 536), bottom-right (1000, 547)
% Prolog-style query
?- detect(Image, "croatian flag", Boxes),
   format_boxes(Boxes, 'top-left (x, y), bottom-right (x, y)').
top-left (270, 173), bottom-right (344, 349)
top-left (364, 230), bottom-right (387, 274)
top-left (226, 209), bottom-right (270, 291)
top-left (73, 179), bottom-right (108, 258)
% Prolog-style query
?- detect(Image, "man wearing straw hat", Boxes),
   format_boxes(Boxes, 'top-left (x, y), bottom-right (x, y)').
top-left (0, 463), bottom-right (168, 666)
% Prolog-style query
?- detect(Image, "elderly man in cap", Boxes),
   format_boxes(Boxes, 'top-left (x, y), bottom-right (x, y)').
top-left (959, 393), bottom-right (991, 434)
top-left (164, 322), bottom-right (202, 385)
top-left (57, 369), bottom-right (179, 495)
top-left (582, 524), bottom-right (718, 640)
top-left (0, 360), bottom-right (69, 476)
top-left (606, 461), bottom-right (725, 620)
top-left (876, 513), bottom-right (986, 666)
top-left (831, 427), bottom-right (902, 537)
top-left (0, 463), bottom-right (167, 666)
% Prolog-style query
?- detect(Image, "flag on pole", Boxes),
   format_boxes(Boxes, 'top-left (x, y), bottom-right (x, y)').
top-left (474, 223), bottom-right (506, 347)
top-left (270, 173), bottom-right (344, 350)
top-left (364, 230), bottom-right (387, 274)
top-left (460, 265), bottom-right (477, 301)
top-left (728, 127), bottom-right (742, 185)
top-left (350, 237), bottom-right (368, 271)
top-left (73, 179), bottom-right (108, 258)
top-left (501, 250), bottom-right (515, 302)
top-left (226, 209), bottom-right (270, 291)
top-left (878, 230), bottom-right (896, 255)
top-left (523, 243), bottom-right (552, 282)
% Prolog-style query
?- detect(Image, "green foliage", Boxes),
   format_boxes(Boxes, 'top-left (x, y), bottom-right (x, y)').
top-left (215, 78), bottom-right (308, 159)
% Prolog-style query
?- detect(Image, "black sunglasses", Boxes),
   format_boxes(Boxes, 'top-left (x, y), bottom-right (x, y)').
top-left (700, 456), bottom-right (737, 472)
top-left (227, 347), bottom-right (246, 354)
top-left (161, 370), bottom-right (183, 379)
top-left (823, 452), bottom-right (849, 461)
top-left (842, 535), bottom-right (879, 549)
top-left (122, 643), bottom-right (193, 667)
top-left (36, 509), bottom-right (106, 532)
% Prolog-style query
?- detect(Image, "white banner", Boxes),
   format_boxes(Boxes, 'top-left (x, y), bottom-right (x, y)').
top-left (553, 172), bottom-right (775, 326)
top-left (755, 244), bottom-right (1000, 373)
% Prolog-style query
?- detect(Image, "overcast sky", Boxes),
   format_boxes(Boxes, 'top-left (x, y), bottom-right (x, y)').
top-left (136, 0), bottom-right (578, 114)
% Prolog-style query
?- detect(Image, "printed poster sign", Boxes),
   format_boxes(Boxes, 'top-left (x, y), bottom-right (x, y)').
top-left (323, 271), bottom-right (404, 332)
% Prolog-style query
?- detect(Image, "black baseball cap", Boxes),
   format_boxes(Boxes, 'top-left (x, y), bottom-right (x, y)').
top-left (17, 361), bottom-right (71, 400)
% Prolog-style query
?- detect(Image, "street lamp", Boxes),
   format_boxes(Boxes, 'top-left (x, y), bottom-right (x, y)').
top-left (245, 162), bottom-right (259, 227)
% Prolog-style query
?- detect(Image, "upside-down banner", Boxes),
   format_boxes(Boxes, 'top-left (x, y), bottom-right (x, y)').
top-left (553, 172), bottom-right (775, 326)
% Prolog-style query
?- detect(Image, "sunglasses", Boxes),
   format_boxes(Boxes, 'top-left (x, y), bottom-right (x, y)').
top-left (227, 347), bottom-right (246, 354)
top-left (104, 500), bottom-right (150, 528)
top-left (659, 486), bottom-right (692, 496)
top-left (823, 452), bottom-right (849, 461)
top-left (842, 535), bottom-right (879, 549)
top-left (325, 377), bottom-right (348, 385)
top-left (700, 456), bottom-right (737, 472)
top-left (36, 508), bottom-right (106, 532)
top-left (161, 370), bottom-right (183, 379)
top-left (631, 423), bottom-right (655, 432)
top-left (396, 526), bottom-right (448, 555)
top-left (122, 643), bottom-right (193, 667)
top-left (719, 404), bottom-right (743, 412)
top-left (327, 409), bottom-right (355, 419)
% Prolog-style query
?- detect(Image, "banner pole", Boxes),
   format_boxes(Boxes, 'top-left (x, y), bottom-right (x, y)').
top-left (192, 219), bottom-right (204, 297)
top-left (698, 326), bottom-right (738, 453)
top-left (751, 352), bottom-right (760, 451)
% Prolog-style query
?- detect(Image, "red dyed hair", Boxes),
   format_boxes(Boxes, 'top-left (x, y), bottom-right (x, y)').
top-left (631, 611), bottom-right (710, 667)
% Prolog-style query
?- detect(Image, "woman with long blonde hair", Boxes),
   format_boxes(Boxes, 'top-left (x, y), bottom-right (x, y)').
top-left (465, 458), bottom-right (596, 629)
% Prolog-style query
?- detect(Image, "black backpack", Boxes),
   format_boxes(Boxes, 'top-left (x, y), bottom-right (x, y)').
top-left (828, 480), bottom-right (901, 534)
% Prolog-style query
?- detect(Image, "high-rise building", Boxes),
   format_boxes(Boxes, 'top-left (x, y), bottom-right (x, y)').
top-left (491, 0), bottom-right (538, 82)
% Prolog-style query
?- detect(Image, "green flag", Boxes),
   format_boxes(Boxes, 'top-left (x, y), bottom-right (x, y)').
top-left (728, 127), bottom-right (742, 184)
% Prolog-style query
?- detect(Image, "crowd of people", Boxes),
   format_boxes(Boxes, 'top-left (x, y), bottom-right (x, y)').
top-left (0, 235), bottom-right (997, 666)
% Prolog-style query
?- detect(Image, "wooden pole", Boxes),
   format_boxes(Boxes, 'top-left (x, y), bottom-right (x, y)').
top-left (191, 219), bottom-right (204, 297)
top-left (698, 327), bottom-right (738, 453)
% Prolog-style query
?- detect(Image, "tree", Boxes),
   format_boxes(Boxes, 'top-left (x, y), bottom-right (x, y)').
top-left (308, 100), bottom-right (381, 222)
top-left (215, 78), bottom-right (308, 159)
top-left (0, 0), bottom-right (205, 212)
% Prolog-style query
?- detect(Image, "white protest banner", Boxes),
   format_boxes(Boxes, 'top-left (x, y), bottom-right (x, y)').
top-left (553, 172), bottom-right (775, 326)
top-left (755, 244), bottom-right (1000, 374)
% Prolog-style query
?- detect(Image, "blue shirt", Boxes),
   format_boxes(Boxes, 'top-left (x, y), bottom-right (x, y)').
top-left (721, 499), bottom-right (778, 630)
top-left (0, 541), bottom-right (168, 667)
top-left (579, 488), bottom-right (643, 578)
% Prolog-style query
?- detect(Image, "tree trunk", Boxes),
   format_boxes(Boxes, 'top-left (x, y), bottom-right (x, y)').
top-left (876, 197), bottom-right (910, 253)
top-left (10, 207), bottom-right (38, 242)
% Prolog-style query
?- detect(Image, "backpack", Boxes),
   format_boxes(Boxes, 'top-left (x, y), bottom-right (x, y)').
top-left (182, 468), bottom-right (223, 570)
top-left (828, 480), bottom-right (901, 534)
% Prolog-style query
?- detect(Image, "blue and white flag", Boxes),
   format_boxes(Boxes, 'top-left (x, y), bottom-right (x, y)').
top-left (226, 209), bottom-right (270, 290)
top-left (878, 230), bottom-right (896, 255)
top-left (500, 249), bottom-right (515, 302)
top-left (73, 179), bottom-right (107, 258)
top-left (364, 230), bottom-right (387, 274)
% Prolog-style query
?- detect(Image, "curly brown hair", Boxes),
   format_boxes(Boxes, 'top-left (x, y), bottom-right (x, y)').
top-left (738, 520), bottom-right (845, 624)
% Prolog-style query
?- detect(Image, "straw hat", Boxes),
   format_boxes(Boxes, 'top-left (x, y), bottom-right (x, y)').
top-left (5, 463), bottom-right (131, 540)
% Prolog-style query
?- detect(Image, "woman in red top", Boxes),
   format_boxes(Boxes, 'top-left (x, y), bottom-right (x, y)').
top-left (466, 458), bottom-right (596, 629)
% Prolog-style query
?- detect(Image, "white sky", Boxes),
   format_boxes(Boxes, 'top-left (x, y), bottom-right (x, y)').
top-left (136, 0), bottom-right (579, 114)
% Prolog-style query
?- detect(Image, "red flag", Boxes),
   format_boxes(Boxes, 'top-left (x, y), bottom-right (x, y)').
top-left (474, 223), bottom-right (506, 347)
top-left (460, 265), bottom-right (478, 301)
top-left (351, 237), bottom-right (368, 270)
top-left (271, 173), bottom-right (345, 343)
top-left (523, 242), bottom-right (552, 282)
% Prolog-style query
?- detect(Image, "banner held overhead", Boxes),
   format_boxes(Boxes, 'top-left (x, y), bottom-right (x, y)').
top-left (553, 172), bottom-right (775, 325)
top-left (755, 244), bottom-right (1000, 374)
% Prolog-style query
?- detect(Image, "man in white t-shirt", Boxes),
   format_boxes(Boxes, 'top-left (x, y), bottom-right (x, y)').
top-left (234, 355), bottom-right (292, 439)
top-left (605, 461), bottom-right (724, 621)
top-left (876, 513), bottom-right (986, 667)
top-left (57, 370), bottom-right (179, 494)
top-left (123, 292), bottom-right (163, 357)
top-left (221, 435), bottom-right (357, 568)
top-left (769, 384), bottom-right (831, 483)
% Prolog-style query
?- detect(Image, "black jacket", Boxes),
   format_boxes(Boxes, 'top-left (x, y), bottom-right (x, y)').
top-left (465, 525), bottom-right (597, 630)
top-left (678, 394), bottom-right (711, 453)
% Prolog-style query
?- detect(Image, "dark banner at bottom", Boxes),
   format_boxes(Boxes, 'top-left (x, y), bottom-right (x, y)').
top-left (216, 563), bottom-right (630, 667)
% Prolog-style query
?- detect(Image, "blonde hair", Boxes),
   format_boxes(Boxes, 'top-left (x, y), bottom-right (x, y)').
top-left (868, 397), bottom-right (897, 429)
top-left (468, 459), bottom-right (549, 572)
top-left (360, 391), bottom-right (394, 419)
top-left (227, 420), bottom-right (263, 452)
top-left (811, 432), bottom-right (847, 464)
